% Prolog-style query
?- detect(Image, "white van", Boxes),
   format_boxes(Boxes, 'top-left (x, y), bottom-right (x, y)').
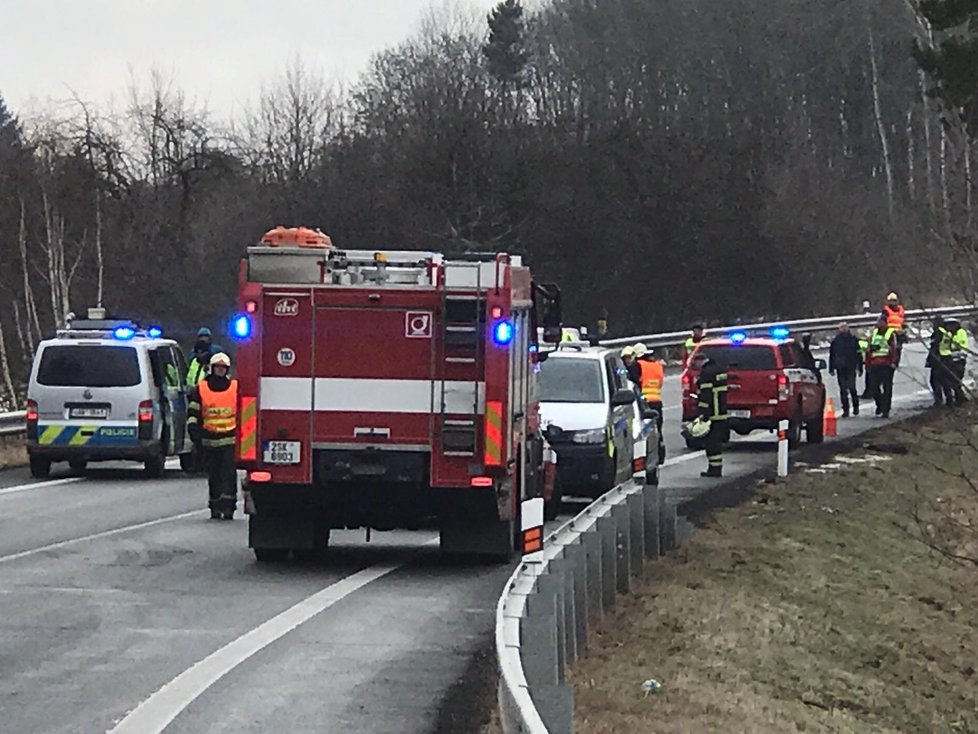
top-left (26, 316), bottom-right (194, 478)
top-left (538, 344), bottom-right (662, 500)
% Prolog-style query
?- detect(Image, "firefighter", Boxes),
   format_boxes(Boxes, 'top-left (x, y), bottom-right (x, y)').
top-left (866, 316), bottom-right (897, 418)
top-left (620, 345), bottom-right (642, 386)
top-left (681, 324), bottom-right (706, 368)
top-left (691, 351), bottom-right (727, 477)
top-left (938, 318), bottom-right (970, 407)
top-left (829, 322), bottom-right (861, 417)
top-left (188, 352), bottom-right (239, 520)
top-left (634, 343), bottom-right (665, 431)
top-left (881, 292), bottom-right (907, 367)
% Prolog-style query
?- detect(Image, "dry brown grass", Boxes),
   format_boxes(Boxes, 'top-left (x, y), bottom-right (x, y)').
top-left (570, 410), bottom-right (978, 734)
top-left (0, 438), bottom-right (26, 470)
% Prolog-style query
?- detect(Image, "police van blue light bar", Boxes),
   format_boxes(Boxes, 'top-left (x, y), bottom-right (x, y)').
top-left (493, 320), bottom-right (515, 346)
top-left (770, 325), bottom-right (790, 339)
top-left (113, 326), bottom-right (136, 340)
top-left (231, 314), bottom-right (252, 340)
top-left (729, 330), bottom-right (747, 344)
top-left (146, 326), bottom-right (163, 339)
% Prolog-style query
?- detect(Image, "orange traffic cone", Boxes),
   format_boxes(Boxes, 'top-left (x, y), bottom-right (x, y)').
top-left (823, 397), bottom-right (838, 438)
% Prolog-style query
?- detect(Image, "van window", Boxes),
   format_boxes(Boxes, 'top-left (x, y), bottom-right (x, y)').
top-left (693, 345), bottom-right (777, 370)
top-left (539, 358), bottom-right (604, 403)
top-left (37, 345), bottom-right (141, 387)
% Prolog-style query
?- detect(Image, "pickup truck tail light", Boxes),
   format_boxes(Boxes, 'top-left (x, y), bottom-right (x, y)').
top-left (681, 372), bottom-right (691, 398)
top-left (777, 374), bottom-right (790, 401)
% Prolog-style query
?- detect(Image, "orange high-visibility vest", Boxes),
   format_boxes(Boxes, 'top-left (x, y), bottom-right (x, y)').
top-left (883, 304), bottom-right (905, 331)
top-left (638, 359), bottom-right (664, 403)
top-left (199, 379), bottom-right (238, 434)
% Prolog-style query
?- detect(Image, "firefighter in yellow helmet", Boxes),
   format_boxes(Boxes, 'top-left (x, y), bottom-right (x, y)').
top-left (188, 352), bottom-right (239, 519)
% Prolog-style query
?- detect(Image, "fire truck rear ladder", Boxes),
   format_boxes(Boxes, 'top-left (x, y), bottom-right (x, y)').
top-left (438, 261), bottom-right (487, 457)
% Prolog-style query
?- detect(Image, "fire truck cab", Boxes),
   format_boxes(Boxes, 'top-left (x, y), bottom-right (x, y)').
top-left (232, 227), bottom-right (562, 561)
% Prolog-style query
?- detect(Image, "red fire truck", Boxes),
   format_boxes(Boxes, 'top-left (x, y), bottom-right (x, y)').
top-left (231, 227), bottom-right (563, 561)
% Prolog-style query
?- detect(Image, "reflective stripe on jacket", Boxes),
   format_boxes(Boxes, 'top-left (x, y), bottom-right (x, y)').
top-left (883, 305), bottom-right (905, 331)
top-left (939, 327), bottom-right (970, 358)
top-left (638, 358), bottom-right (664, 403)
top-left (696, 362), bottom-right (728, 421)
top-left (191, 378), bottom-right (238, 447)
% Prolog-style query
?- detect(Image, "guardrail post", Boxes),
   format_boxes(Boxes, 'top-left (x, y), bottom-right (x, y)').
top-left (582, 528), bottom-right (603, 621)
top-left (643, 483), bottom-right (661, 558)
top-left (612, 503), bottom-right (631, 594)
top-left (568, 539), bottom-right (589, 653)
top-left (551, 552), bottom-right (579, 663)
top-left (537, 567), bottom-right (568, 680)
top-left (597, 515), bottom-right (617, 611)
top-left (627, 490), bottom-right (644, 575)
top-left (660, 500), bottom-right (678, 552)
top-left (522, 589), bottom-right (559, 688)
top-left (522, 592), bottom-right (574, 734)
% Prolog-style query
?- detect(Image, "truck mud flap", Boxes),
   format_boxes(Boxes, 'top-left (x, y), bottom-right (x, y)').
top-left (440, 517), bottom-right (514, 559)
top-left (249, 513), bottom-right (317, 551)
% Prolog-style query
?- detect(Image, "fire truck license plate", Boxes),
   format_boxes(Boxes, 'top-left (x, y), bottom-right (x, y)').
top-left (263, 441), bottom-right (301, 464)
top-left (729, 410), bottom-right (751, 419)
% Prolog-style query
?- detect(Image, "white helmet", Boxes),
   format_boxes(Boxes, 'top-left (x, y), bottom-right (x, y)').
top-left (632, 343), bottom-right (648, 358)
top-left (685, 416), bottom-right (711, 439)
top-left (209, 352), bottom-right (231, 368)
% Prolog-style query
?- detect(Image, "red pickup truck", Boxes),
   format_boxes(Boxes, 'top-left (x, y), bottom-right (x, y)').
top-left (681, 333), bottom-right (826, 449)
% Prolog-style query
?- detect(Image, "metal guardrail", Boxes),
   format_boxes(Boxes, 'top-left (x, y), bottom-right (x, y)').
top-left (601, 304), bottom-right (978, 349)
top-left (496, 479), bottom-right (680, 734)
top-left (0, 411), bottom-right (27, 437)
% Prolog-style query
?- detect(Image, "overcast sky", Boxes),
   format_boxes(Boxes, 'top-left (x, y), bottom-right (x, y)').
top-left (0, 0), bottom-right (502, 118)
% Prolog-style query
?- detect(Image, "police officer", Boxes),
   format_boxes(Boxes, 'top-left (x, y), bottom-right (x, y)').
top-left (939, 318), bottom-right (970, 407)
top-left (621, 345), bottom-right (642, 386)
top-left (692, 351), bottom-right (727, 477)
top-left (866, 316), bottom-right (897, 418)
top-left (188, 352), bottom-right (239, 520)
top-left (186, 341), bottom-right (211, 385)
top-left (681, 324), bottom-right (705, 368)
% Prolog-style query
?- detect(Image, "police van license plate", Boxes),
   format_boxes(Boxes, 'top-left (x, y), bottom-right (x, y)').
top-left (263, 441), bottom-right (301, 464)
top-left (69, 407), bottom-right (108, 419)
top-left (729, 409), bottom-right (751, 419)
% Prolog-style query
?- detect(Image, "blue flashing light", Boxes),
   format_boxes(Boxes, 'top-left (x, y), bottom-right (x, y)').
top-left (770, 325), bottom-right (790, 340)
top-left (231, 314), bottom-right (252, 340)
top-left (729, 330), bottom-right (748, 344)
top-left (146, 325), bottom-right (163, 339)
top-left (493, 320), bottom-right (515, 346)
top-left (113, 326), bottom-right (136, 340)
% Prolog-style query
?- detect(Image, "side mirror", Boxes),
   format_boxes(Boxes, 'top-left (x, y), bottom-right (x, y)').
top-left (611, 388), bottom-right (635, 407)
top-left (814, 358), bottom-right (827, 370)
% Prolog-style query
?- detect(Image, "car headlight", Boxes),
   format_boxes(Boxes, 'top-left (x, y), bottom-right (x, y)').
top-left (571, 428), bottom-right (606, 444)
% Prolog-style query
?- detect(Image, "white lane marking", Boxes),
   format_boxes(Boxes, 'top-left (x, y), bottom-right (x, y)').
top-left (0, 477), bottom-right (82, 495)
top-left (109, 546), bottom-right (433, 734)
top-left (0, 457), bottom-right (181, 498)
top-left (0, 510), bottom-right (203, 565)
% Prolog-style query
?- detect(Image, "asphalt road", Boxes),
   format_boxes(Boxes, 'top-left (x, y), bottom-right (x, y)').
top-left (0, 345), bottom-right (935, 733)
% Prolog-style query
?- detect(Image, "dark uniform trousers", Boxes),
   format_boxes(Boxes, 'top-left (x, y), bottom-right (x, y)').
top-left (205, 444), bottom-right (237, 513)
top-left (868, 364), bottom-right (895, 416)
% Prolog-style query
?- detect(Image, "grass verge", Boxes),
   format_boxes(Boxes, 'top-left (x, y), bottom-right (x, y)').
top-left (0, 438), bottom-right (26, 470)
top-left (570, 408), bottom-right (978, 733)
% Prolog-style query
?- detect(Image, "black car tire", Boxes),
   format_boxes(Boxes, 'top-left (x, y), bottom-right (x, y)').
top-left (69, 460), bottom-right (87, 473)
top-left (787, 407), bottom-right (803, 450)
top-left (30, 456), bottom-right (51, 479)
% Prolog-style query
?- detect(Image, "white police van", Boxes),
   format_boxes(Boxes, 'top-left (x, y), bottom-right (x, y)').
top-left (25, 311), bottom-right (194, 478)
top-left (537, 342), bottom-right (663, 501)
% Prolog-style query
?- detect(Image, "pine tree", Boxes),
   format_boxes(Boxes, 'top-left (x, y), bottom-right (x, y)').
top-left (913, 1), bottom-right (978, 136)
top-left (482, 0), bottom-right (529, 87)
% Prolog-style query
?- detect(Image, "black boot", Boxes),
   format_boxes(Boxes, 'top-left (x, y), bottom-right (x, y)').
top-left (700, 466), bottom-right (722, 478)
top-left (210, 508), bottom-right (221, 520)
